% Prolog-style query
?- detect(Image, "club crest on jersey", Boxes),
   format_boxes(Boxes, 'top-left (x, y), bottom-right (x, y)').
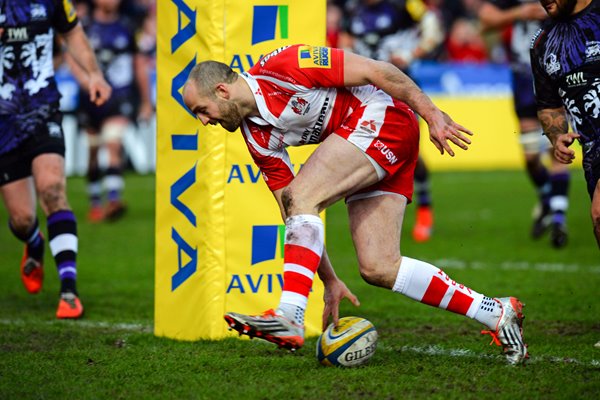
top-left (544, 53), bottom-right (561, 76)
top-left (31, 3), bottom-right (48, 20)
top-left (291, 97), bottom-right (310, 115)
top-left (297, 45), bottom-right (331, 69)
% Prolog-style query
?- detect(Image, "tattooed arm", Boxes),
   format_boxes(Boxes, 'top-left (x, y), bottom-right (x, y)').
top-left (537, 107), bottom-right (580, 164)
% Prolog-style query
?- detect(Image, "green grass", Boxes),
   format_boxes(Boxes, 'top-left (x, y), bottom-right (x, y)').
top-left (1, 171), bottom-right (599, 400)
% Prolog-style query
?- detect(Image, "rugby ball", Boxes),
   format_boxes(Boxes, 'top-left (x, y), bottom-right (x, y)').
top-left (316, 316), bottom-right (377, 367)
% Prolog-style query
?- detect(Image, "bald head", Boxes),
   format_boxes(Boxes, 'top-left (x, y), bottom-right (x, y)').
top-left (186, 61), bottom-right (238, 98)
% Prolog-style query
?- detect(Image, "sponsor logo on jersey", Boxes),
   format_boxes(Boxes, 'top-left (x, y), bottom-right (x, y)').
top-left (565, 71), bottom-right (587, 88)
top-left (544, 53), bottom-right (561, 76)
top-left (300, 96), bottom-right (329, 144)
top-left (359, 119), bottom-right (376, 135)
top-left (252, 5), bottom-right (288, 45)
top-left (586, 41), bottom-right (600, 62)
top-left (259, 45), bottom-right (291, 67)
top-left (63, 0), bottom-right (77, 23)
top-left (374, 140), bottom-right (398, 165)
top-left (291, 97), bottom-right (310, 115)
top-left (297, 45), bottom-right (332, 69)
top-left (5, 27), bottom-right (29, 42)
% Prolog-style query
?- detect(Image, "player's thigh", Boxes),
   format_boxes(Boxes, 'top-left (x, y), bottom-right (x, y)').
top-left (287, 134), bottom-right (380, 214)
top-left (347, 194), bottom-right (406, 289)
top-left (0, 178), bottom-right (37, 227)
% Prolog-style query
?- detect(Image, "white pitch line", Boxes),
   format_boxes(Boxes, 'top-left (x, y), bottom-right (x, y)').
top-left (0, 318), bottom-right (152, 332)
top-left (429, 259), bottom-right (600, 274)
top-left (2, 319), bottom-right (598, 368)
top-left (386, 344), bottom-right (600, 367)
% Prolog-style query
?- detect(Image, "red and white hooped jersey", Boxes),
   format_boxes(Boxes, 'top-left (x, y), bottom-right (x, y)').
top-left (240, 44), bottom-right (419, 199)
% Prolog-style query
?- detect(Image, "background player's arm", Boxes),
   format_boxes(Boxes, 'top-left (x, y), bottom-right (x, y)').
top-left (60, 24), bottom-right (111, 106)
top-left (479, 1), bottom-right (547, 31)
top-left (538, 107), bottom-right (579, 163)
top-left (342, 51), bottom-right (472, 156)
top-left (135, 51), bottom-right (154, 121)
top-left (272, 187), bottom-right (359, 330)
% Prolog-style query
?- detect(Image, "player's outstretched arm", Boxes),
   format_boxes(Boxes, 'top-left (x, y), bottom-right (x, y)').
top-left (60, 23), bottom-right (112, 106)
top-left (317, 250), bottom-right (360, 331)
top-left (343, 51), bottom-right (473, 156)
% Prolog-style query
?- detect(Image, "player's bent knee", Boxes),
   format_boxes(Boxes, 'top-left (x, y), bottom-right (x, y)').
top-left (359, 262), bottom-right (392, 288)
top-left (282, 186), bottom-right (314, 216)
top-left (9, 213), bottom-right (36, 233)
top-left (520, 130), bottom-right (547, 156)
top-left (101, 122), bottom-right (126, 144)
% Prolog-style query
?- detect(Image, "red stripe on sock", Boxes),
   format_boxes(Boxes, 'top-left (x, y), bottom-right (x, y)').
top-left (282, 271), bottom-right (313, 296)
top-left (421, 276), bottom-right (449, 307)
top-left (282, 244), bottom-right (321, 297)
top-left (446, 290), bottom-right (474, 315)
top-left (284, 244), bottom-right (320, 272)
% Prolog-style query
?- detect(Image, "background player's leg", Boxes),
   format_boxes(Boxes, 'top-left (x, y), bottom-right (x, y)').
top-left (101, 117), bottom-right (128, 221)
top-left (86, 128), bottom-right (104, 222)
top-left (412, 156), bottom-right (433, 242)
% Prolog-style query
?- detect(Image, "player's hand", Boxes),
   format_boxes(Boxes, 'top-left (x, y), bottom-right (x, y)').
top-left (321, 278), bottom-right (360, 331)
top-left (553, 132), bottom-right (580, 164)
top-left (138, 100), bottom-right (154, 122)
top-left (88, 72), bottom-right (112, 106)
top-left (427, 111), bottom-right (473, 156)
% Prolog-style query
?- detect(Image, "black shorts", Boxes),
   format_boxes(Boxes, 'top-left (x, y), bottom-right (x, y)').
top-left (582, 140), bottom-right (600, 199)
top-left (512, 71), bottom-right (538, 120)
top-left (78, 88), bottom-right (138, 131)
top-left (0, 113), bottom-right (65, 186)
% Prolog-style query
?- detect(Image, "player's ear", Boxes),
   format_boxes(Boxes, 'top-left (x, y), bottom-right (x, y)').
top-left (214, 83), bottom-right (230, 100)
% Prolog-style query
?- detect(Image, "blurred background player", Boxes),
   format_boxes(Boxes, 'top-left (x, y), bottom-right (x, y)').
top-left (0, 0), bottom-right (111, 318)
top-left (68, 0), bottom-right (153, 222)
top-left (478, 0), bottom-right (571, 248)
top-left (339, 0), bottom-right (445, 242)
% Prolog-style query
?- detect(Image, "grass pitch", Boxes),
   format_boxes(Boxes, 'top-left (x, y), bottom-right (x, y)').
top-left (0, 171), bottom-right (599, 399)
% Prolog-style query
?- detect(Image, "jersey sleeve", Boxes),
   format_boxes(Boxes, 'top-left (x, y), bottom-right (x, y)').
top-left (530, 33), bottom-right (563, 110)
top-left (240, 121), bottom-right (295, 192)
top-left (53, 0), bottom-right (79, 33)
top-left (253, 44), bottom-right (345, 88)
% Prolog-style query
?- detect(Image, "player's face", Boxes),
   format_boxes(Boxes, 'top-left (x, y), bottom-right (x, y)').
top-left (540, 0), bottom-right (577, 19)
top-left (183, 83), bottom-right (243, 133)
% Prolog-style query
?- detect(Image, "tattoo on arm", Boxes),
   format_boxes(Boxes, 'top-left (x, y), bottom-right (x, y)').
top-left (538, 108), bottom-right (568, 144)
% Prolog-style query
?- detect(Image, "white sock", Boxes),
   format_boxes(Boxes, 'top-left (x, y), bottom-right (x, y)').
top-left (473, 296), bottom-right (503, 329)
top-left (392, 256), bottom-right (485, 319)
top-left (276, 303), bottom-right (305, 326)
